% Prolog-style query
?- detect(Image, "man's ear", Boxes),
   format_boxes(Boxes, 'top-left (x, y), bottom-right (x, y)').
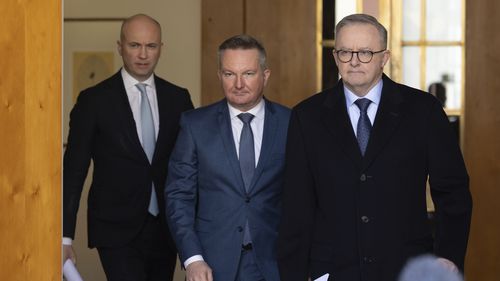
top-left (381, 50), bottom-right (391, 68)
top-left (263, 69), bottom-right (271, 86)
top-left (117, 41), bottom-right (123, 56)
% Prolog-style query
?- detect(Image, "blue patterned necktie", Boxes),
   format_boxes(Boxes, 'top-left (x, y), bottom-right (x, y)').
top-left (136, 83), bottom-right (159, 216)
top-left (238, 113), bottom-right (255, 190)
top-left (355, 98), bottom-right (372, 156)
top-left (237, 113), bottom-right (255, 245)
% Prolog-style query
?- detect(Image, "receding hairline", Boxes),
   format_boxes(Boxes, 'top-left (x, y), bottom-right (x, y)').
top-left (334, 14), bottom-right (387, 49)
top-left (217, 34), bottom-right (268, 70)
top-left (120, 14), bottom-right (162, 41)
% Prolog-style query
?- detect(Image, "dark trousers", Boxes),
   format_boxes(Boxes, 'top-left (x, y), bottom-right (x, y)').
top-left (97, 215), bottom-right (177, 281)
top-left (235, 247), bottom-right (266, 281)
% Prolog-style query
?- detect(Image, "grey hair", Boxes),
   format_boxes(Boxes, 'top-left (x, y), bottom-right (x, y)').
top-left (217, 34), bottom-right (267, 70)
top-left (335, 14), bottom-right (387, 49)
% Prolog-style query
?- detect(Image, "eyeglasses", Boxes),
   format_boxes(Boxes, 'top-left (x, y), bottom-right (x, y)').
top-left (333, 49), bottom-right (386, 63)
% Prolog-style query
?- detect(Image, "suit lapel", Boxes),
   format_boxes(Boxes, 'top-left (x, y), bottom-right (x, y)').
top-left (321, 84), bottom-right (363, 169)
top-left (362, 75), bottom-right (403, 170)
top-left (152, 76), bottom-right (171, 164)
top-left (248, 99), bottom-right (278, 193)
top-left (217, 101), bottom-right (247, 194)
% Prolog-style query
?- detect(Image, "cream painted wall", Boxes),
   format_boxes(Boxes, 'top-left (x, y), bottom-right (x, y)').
top-left (64, 0), bottom-right (201, 105)
top-left (63, 1), bottom-right (201, 280)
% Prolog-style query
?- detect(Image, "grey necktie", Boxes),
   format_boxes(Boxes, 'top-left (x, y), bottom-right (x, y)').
top-left (136, 83), bottom-right (159, 216)
top-left (238, 113), bottom-right (255, 191)
top-left (237, 113), bottom-right (255, 245)
top-left (355, 98), bottom-right (372, 156)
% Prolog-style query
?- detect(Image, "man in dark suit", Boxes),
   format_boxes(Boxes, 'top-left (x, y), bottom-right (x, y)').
top-left (63, 14), bottom-right (193, 281)
top-left (165, 35), bottom-right (290, 281)
top-left (277, 14), bottom-right (472, 281)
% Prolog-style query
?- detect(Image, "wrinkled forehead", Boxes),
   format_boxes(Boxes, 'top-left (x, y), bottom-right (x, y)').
top-left (220, 49), bottom-right (261, 68)
top-left (335, 23), bottom-right (383, 49)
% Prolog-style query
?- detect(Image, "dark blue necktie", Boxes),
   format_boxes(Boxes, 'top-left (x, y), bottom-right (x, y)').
top-left (237, 113), bottom-right (255, 245)
top-left (355, 98), bottom-right (372, 156)
top-left (238, 113), bottom-right (255, 190)
top-left (136, 83), bottom-right (159, 216)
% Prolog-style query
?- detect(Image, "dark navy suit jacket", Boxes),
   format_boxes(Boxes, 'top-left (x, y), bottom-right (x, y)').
top-left (166, 99), bottom-right (290, 281)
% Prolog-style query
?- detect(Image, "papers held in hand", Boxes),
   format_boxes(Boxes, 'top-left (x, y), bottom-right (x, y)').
top-left (63, 259), bottom-right (83, 281)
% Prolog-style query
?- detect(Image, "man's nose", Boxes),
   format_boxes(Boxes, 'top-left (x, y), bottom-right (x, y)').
top-left (139, 46), bottom-right (148, 58)
top-left (350, 52), bottom-right (361, 66)
top-left (235, 75), bottom-right (244, 89)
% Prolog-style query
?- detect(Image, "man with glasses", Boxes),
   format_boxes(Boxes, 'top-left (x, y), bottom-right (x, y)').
top-left (277, 14), bottom-right (472, 281)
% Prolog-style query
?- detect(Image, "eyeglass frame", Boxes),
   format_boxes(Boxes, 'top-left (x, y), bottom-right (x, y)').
top-left (333, 49), bottom-right (387, 63)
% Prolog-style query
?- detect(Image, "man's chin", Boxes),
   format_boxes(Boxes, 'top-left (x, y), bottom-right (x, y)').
top-left (131, 70), bottom-right (153, 81)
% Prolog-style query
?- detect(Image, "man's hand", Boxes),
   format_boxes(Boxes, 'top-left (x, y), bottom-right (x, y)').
top-left (63, 244), bottom-right (77, 265)
top-left (186, 260), bottom-right (213, 281)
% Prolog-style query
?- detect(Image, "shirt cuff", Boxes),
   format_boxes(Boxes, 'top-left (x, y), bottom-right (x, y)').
top-left (184, 255), bottom-right (204, 268)
top-left (62, 237), bottom-right (73, 245)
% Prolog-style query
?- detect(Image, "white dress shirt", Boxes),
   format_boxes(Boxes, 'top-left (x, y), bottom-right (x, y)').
top-left (228, 98), bottom-right (265, 165)
top-left (121, 68), bottom-right (160, 142)
top-left (344, 79), bottom-right (383, 136)
top-left (183, 98), bottom-right (266, 268)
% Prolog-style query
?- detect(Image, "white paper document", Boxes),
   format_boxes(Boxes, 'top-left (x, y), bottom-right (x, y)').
top-left (63, 259), bottom-right (83, 281)
top-left (314, 273), bottom-right (330, 281)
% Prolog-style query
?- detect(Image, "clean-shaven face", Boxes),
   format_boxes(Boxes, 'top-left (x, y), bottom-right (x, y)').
top-left (218, 49), bottom-right (270, 111)
top-left (334, 23), bottom-right (390, 96)
top-left (117, 17), bottom-right (163, 82)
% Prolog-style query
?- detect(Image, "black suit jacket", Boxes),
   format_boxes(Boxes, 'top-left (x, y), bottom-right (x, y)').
top-left (63, 71), bottom-right (193, 249)
top-left (277, 75), bottom-right (472, 281)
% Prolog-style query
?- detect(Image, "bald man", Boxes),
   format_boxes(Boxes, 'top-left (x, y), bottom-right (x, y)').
top-left (63, 14), bottom-right (193, 281)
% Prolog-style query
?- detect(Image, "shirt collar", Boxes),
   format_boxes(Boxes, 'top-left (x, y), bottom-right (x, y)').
top-left (121, 68), bottom-right (156, 91)
top-left (228, 98), bottom-right (265, 121)
top-left (344, 79), bottom-right (383, 107)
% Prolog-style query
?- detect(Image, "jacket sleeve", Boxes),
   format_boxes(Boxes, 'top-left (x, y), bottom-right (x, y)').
top-left (164, 113), bottom-right (203, 263)
top-left (277, 109), bottom-right (316, 281)
top-left (63, 90), bottom-right (96, 239)
top-left (427, 98), bottom-right (472, 271)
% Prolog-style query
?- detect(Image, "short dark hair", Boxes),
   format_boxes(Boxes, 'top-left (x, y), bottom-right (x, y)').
top-left (335, 14), bottom-right (387, 49)
top-left (217, 34), bottom-right (267, 70)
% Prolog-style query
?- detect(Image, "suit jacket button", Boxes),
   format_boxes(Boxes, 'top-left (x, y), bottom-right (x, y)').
top-left (237, 226), bottom-right (243, 232)
top-left (360, 174), bottom-right (367, 181)
top-left (245, 197), bottom-right (250, 203)
top-left (361, 216), bottom-right (370, 223)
